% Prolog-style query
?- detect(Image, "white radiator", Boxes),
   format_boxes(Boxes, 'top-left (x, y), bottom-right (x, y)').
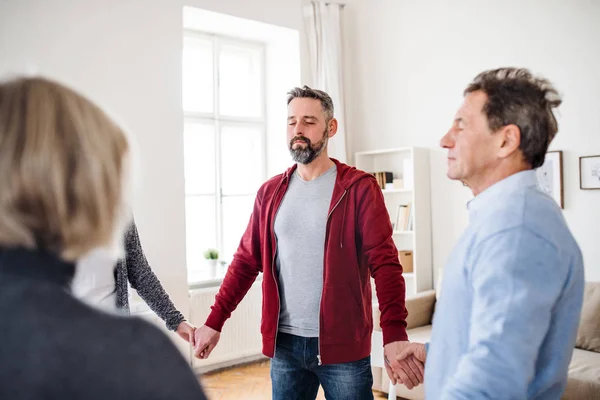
top-left (190, 279), bottom-right (264, 372)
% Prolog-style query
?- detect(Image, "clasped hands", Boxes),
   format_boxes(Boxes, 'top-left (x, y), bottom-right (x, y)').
top-left (175, 322), bottom-right (222, 360)
top-left (383, 341), bottom-right (427, 390)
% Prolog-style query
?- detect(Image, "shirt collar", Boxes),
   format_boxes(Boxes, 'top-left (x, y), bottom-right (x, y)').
top-left (467, 170), bottom-right (538, 221)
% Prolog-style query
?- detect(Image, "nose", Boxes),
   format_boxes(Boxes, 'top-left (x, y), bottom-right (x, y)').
top-left (440, 129), bottom-right (454, 149)
top-left (293, 124), bottom-right (303, 137)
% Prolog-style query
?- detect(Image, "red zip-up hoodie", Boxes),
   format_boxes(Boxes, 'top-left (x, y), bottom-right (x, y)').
top-left (205, 159), bottom-right (409, 365)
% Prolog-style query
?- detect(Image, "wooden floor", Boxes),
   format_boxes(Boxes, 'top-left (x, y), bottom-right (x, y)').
top-left (199, 360), bottom-right (388, 400)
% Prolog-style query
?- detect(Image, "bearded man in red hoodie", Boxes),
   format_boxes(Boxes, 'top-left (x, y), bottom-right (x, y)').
top-left (194, 85), bottom-right (421, 399)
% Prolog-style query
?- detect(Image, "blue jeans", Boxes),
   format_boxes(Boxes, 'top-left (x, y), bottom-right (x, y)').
top-left (270, 332), bottom-right (374, 400)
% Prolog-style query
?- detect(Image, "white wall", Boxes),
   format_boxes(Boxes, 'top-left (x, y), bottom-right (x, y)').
top-left (343, 0), bottom-right (600, 282)
top-left (0, 0), bottom-right (308, 356)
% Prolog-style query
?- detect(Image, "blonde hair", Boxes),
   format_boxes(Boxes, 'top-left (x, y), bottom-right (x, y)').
top-left (0, 77), bottom-right (131, 261)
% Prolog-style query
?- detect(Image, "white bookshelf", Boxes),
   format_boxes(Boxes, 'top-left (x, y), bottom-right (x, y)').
top-left (355, 146), bottom-right (433, 297)
top-left (382, 188), bottom-right (412, 194)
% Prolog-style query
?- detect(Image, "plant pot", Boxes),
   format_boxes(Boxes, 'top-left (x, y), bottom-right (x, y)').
top-left (205, 259), bottom-right (218, 277)
top-left (217, 261), bottom-right (227, 277)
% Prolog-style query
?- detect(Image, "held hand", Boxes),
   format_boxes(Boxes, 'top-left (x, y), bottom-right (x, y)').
top-left (396, 342), bottom-right (427, 364)
top-left (398, 343), bottom-right (427, 365)
top-left (193, 325), bottom-right (221, 359)
top-left (175, 321), bottom-right (197, 346)
top-left (383, 341), bottom-right (425, 390)
top-left (394, 342), bottom-right (427, 388)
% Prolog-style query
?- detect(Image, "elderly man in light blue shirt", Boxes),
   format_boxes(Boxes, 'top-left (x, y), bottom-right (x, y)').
top-left (398, 68), bottom-right (585, 399)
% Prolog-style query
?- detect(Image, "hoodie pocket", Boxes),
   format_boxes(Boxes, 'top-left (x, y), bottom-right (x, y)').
top-left (320, 284), bottom-right (369, 345)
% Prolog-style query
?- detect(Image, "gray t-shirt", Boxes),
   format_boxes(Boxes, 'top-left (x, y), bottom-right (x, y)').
top-left (274, 164), bottom-right (337, 337)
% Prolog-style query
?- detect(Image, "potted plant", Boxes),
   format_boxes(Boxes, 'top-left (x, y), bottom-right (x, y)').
top-left (203, 248), bottom-right (219, 277)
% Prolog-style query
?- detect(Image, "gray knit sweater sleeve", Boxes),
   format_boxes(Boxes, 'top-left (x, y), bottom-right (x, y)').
top-left (123, 222), bottom-right (186, 331)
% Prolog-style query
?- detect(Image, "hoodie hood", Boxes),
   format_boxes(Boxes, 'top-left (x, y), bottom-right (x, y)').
top-left (281, 157), bottom-right (374, 190)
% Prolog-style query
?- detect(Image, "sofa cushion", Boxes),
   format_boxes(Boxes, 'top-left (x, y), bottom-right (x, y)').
top-left (405, 290), bottom-right (436, 330)
top-left (562, 348), bottom-right (600, 399)
top-left (407, 324), bottom-right (432, 343)
top-left (576, 282), bottom-right (600, 353)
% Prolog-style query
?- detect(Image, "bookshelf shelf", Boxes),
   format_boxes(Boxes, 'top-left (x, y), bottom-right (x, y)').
top-left (355, 147), bottom-right (412, 156)
top-left (382, 189), bottom-right (412, 194)
top-left (355, 146), bottom-right (433, 297)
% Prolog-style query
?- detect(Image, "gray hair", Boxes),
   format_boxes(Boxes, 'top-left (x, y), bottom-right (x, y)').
top-left (464, 67), bottom-right (562, 169)
top-left (287, 85), bottom-right (334, 122)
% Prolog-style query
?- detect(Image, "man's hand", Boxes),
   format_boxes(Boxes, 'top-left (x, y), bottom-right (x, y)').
top-left (384, 341), bottom-right (425, 390)
top-left (175, 321), bottom-right (197, 346)
top-left (193, 325), bottom-right (221, 359)
top-left (394, 342), bottom-right (427, 389)
top-left (396, 342), bottom-right (427, 365)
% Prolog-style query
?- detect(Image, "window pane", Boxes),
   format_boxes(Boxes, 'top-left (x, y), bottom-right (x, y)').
top-left (184, 121), bottom-right (215, 195)
top-left (183, 35), bottom-right (213, 113)
top-left (219, 43), bottom-right (262, 118)
top-left (221, 125), bottom-right (263, 195)
top-left (185, 195), bottom-right (217, 282)
top-left (222, 195), bottom-right (255, 263)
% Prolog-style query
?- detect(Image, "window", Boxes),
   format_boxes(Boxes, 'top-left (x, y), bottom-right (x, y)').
top-left (183, 31), bottom-right (266, 283)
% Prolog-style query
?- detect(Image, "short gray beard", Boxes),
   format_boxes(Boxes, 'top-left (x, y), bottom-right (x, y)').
top-left (289, 131), bottom-right (328, 165)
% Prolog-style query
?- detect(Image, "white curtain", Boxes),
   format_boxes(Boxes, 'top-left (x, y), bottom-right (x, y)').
top-left (304, 1), bottom-right (348, 163)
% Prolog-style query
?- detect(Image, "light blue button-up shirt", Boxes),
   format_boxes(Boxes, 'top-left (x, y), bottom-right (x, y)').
top-left (425, 170), bottom-right (585, 399)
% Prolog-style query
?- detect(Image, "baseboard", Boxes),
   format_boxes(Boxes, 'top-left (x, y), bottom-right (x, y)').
top-left (193, 354), bottom-right (269, 375)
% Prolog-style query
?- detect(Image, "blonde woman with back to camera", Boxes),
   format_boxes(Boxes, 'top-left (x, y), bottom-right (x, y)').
top-left (0, 76), bottom-right (207, 399)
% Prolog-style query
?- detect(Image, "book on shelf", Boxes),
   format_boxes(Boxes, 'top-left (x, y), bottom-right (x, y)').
top-left (370, 171), bottom-right (393, 190)
top-left (394, 202), bottom-right (414, 231)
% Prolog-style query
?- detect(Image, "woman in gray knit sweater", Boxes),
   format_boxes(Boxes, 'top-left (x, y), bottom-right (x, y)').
top-left (114, 220), bottom-right (196, 342)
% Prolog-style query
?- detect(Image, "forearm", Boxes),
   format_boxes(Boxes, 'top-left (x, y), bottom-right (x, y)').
top-left (124, 221), bottom-right (185, 330)
top-left (370, 232), bottom-right (409, 343)
top-left (134, 271), bottom-right (185, 331)
top-left (370, 230), bottom-right (408, 342)
top-left (441, 300), bottom-right (551, 399)
top-left (205, 257), bottom-right (260, 331)
top-left (441, 351), bottom-right (530, 400)
top-left (373, 264), bottom-right (408, 344)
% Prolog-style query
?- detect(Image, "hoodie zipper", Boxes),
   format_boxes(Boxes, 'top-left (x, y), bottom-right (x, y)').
top-left (270, 177), bottom-right (287, 358)
top-left (271, 226), bottom-right (280, 356)
top-left (317, 189), bottom-right (347, 365)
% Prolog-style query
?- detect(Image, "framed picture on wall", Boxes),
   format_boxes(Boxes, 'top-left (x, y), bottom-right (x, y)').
top-left (579, 155), bottom-right (600, 190)
top-left (535, 150), bottom-right (564, 208)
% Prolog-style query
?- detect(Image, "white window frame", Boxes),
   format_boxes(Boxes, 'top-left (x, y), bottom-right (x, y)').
top-left (183, 29), bottom-right (267, 276)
